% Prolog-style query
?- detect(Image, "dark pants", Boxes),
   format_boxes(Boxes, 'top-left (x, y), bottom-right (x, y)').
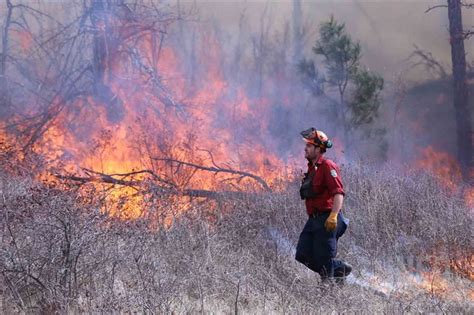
top-left (295, 212), bottom-right (348, 279)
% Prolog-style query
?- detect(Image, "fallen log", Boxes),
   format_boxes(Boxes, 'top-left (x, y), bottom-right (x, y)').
top-left (153, 157), bottom-right (271, 192)
top-left (54, 165), bottom-right (269, 200)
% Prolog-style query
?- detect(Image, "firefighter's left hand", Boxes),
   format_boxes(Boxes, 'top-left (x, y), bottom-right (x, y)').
top-left (325, 212), bottom-right (338, 232)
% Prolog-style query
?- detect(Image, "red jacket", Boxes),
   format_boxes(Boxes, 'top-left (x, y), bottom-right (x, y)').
top-left (305, 156), bottom-right (345, 215)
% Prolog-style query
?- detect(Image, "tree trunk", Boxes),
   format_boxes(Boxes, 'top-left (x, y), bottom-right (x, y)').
top-left (447, 0), bottom-right (473, 181)
top-left (292, 0), bottom-right (303, 64)
top-left (90, 0), bottom-right (124, 123)
top-left (91, 0), bottom-right (108, 85)
top-left (0, 0), bottom-right (13, 113)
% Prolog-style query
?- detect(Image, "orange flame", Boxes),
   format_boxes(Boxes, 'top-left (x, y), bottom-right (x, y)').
top-left (11, 29), bottom-right (34, 52)
top-left (415, 146), bottom-right (462, 192)
top-left (4, 28), bottom-right (292, 218)
top-left (415, 146), bottom-right (474, 210)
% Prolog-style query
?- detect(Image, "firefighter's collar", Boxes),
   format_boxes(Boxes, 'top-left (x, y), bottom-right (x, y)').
top-left (307, 155), bottom-right (325, 168)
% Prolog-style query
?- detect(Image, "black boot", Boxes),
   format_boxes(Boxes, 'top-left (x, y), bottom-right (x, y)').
top-left (334, 261), bottom-right (352, 285)
top-left (334, 261), bottom-right (352, 277)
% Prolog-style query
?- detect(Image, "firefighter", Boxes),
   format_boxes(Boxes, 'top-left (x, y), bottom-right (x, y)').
top-left (295, 127), bottom-right (352, 282)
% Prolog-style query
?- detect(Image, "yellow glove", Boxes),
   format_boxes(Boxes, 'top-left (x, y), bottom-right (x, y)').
top-left (325, 212), bottom-right (338, 232)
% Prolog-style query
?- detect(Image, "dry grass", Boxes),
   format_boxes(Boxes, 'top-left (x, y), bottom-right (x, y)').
top-left (0, 163), bottom-right (472, 314)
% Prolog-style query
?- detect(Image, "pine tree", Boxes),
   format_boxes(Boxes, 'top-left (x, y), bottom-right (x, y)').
top-left (299, 16), bottom-right (385, 158)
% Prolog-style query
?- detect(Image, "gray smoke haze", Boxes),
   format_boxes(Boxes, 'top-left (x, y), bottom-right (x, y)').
top-left (225, 1), bottom-right (471, 162)
top-left (192, 0), bottom-right (473, 79)
top-left (176, 0), bottom-right (474, 166)
top-left (1, 0), bottom-right (473, 172)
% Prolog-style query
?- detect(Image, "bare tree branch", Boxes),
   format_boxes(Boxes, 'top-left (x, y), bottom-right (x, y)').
top-left (461, 1), bottom-right (474, 9)
top-left (408, 44), bottom-right (447, 78)
top-left (153, 158), bottom-right (271, 192)
top-left (54, 171), bottom-right (257, 200)
top-left (463, 29), bottom-right (473, 39)
top-left (1, 0), bottom-right (13, 77)
top-left (54, 167), bottom-right (176, 190)
top-left (426, 1), bottom-right (474, 13)
top-left (129, 48), bottom-right (184, 110)
top-left (82, 167), bottom-right (176, 187)
top-left (425, 4), bottom-right (448, 13)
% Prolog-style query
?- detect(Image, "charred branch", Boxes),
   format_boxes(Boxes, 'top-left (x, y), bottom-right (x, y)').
top-left (425, 1), bottom-right (474, 13)
top-left (408, 44), bottom-right (447, 78)
top-left (425, 4), bottom-right (448, 13)
top-left (153, 158), bottom-right (271, 192)
top-left (55, 173), bottom-right (141, 187)
top-left (129, 48), bottom-right (183, 110)
top-left (1, 0), bottom-right (13, 77)
top-left (55, 168), bottom-right (176, 189)
top-left (82, 167), bottom-right (176, 187)
top-left (86, 1), bottom-right (178, 122)
top-left (461, 1), bottom-right (474, 9)
top-left (168, 188), bottom-right (255, 200)
top-left (19, 56), bottom-right (92, 152)
top-left (55, 170), bottom-right (260, 201)
top-left (462, 28), bottom-right (473, 39)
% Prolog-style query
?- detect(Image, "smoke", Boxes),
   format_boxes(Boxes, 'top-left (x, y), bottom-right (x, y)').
top-left (185, 0), bottom-right (474, 166)
top-left (1, 0), bottom-right (473, 177)
top-left (193, 0), bottom-right (474, 79)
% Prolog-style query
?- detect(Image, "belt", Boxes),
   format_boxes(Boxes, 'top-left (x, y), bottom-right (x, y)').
top-left (309, 209), bottom-right (331, 218)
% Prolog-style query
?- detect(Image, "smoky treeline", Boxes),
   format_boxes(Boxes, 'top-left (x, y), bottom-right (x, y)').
top-left (0, 0), bottom-right (472, 176)
top-left (0, 0), bottom-right (292, 194)
top-left (0, 0), bottom-right (385, 200)
top-left (0, 1), bottom-right (413, 171)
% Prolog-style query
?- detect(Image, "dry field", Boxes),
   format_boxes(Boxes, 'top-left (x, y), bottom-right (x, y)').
top-left (0, 163), bottom-right (473, 314)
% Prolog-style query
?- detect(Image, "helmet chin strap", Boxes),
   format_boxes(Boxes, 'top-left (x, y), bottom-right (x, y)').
top-left (308, 148), bottom-right (323, 166)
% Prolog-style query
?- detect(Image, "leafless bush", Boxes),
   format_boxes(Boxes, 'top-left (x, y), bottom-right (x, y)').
top-left (344, 163), bottom-right (472, 276)
top-left (0, 163), bottom-right (473, 313)
top-left (0, 175), bottom-right (110, 312)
